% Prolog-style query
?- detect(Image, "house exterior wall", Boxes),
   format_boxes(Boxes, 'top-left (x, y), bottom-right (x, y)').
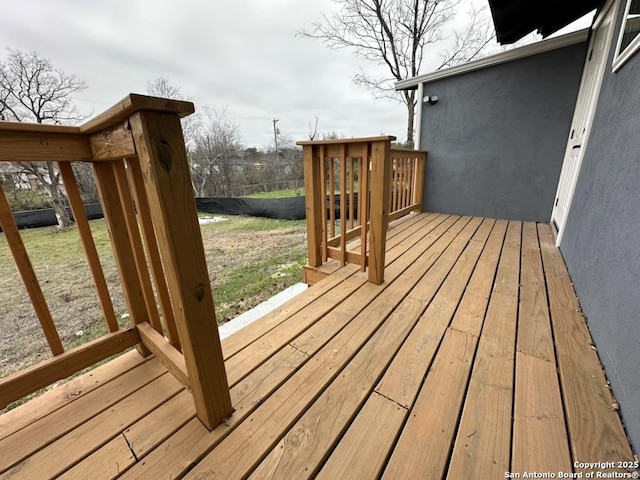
top-left (418, 41), bottom-right (587, 221)
top-left (560, 4), bottom-right (640, 452)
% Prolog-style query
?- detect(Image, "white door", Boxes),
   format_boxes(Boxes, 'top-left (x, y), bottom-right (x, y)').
top-left (551, 1), bottom-right (617, 244)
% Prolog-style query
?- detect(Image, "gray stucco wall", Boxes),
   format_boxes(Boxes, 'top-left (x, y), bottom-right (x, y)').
top-left (560, 6), bottom-right (640, 453)
top-left (419, 41), bottom-right (587, 221)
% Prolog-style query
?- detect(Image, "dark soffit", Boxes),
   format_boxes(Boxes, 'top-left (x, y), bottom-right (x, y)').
top-left (488, 0), bottom-right (606, 44)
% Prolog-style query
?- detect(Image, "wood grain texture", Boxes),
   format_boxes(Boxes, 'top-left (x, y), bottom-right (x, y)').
top-left (130, 111), bottom-right (232, 430)
top-left (316, 393), bottom-right (405, 480)
top-left (0, 350), bottom-right (145, 441)
top-left (0, 327), bottom-right (139, 410)
top-left (79, 93), bottom-right (194, 134)
top-left (56, 435), bottom-right (136, 480)
top-left (367, 139), bottom-right (391, 284)
top-left (383, 328), bottom-right (478, 480)
top-left (93, 161), bottom-right (150, 343)
top-left (137, 322), bottom-right (188, 388)
top-left (517, 222), bottom-right (555, 361)
top-left (512, 352), bottom-right (572, 475)
top-left (2, 373), bottom-right (181, 479)
top-left (0, 357), bottom-right (165, 473)
top-left (447, 221), bottom-right (522, 479)
top-left (0, 130), bottom-right (91, 162)
top-left (126, 157), bottom-right (180, 349)
top-left (88, 123), bottom-right (136, 161)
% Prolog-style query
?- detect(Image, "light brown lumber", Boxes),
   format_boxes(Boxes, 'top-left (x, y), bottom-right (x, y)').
top-left (511, 352), bottom-right (572, 475)
top-left (0, 327), bottom-right (139, 410)
top-left (517, 222), bottom-right (555, 361)
top-left (221, 263), bottom-right (361, 359)
top-left (250, 298), bottom-right (425, 480)
top-left (130, 110), bottom-right (232, 430)
top-left (226, 214), bottom-right (453, 386)
top-left (383, 328), bottom-right (478, 480)
top-left (0, 184), bottom-right (63, 356)
top-left (0, 129), bottom-right (91, 162)
top-left (402, 217), bottom-right (482, 301)
top-left (538, 224), bottom-right (635, 472)
top-left (112, 159), bottom-right (163, 334)
top-left (297, 135), bottom-right (396, 146)
top-left (123, 389), bottom-right (194, 459)
top-left (56, 434), bottom-right (135, 480)
top-left (224, 272), bottom-right (368, 386)
top-left (359, 143), bottom-right (370, 271)
top-left (292, 216), bottom-right (466, 357)
top-left (2, 373), bottom-right (181, 479)
top-left (93, 160), bottom-right (150, 357)
top-left (0, 350), bottom-right (145, 441)
top-left (185, 216), bottom-right (481, 478)
top-left (0, 120), bottom-right (81, 134)
top-left (58, 161), bottom-right (118, 332)
top-left (450, 219), bottom-right (507, 337)
top-left (447, 221), bottom-right (522, 479)
top-left (79, 93), bottom-right (194, 134)
top-left (137, 322), bottom-right (188, 388)
top-left (126, 157), bottom-right (180, 349)
top-left (119, 345), bottom-right (309, 479)
top-left (316, 393), bottom-right (405, 480)
top-left (254, 224), bottom-right (486, 480)
top-left (492, 220), bottom-right (522, 296)
top-left (121, 214), bottom-right (459, 479)
top-left (367, 139), bottom-right (391, 284)
top-left (88, 122), bottom-right (136, 161)
top-left (302, 143), bottom-right (323, 268)
top-left (0, 358), bottom-right (166, 473)
top-left (339, 143), bottom-right (347, 265)
top-left (376, 230), bottom-right (482, 408)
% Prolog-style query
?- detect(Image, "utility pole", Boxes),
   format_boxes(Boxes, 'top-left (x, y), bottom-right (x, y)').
top-left (272, 118), bottom-right (279, 160)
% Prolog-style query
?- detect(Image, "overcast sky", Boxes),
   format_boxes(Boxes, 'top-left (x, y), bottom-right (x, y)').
top-left (0, 1), bottom-right (590, 149)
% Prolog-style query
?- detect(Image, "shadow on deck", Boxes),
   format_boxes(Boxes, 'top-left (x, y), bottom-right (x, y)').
top-left (0, 212), bottom-right (636, 479)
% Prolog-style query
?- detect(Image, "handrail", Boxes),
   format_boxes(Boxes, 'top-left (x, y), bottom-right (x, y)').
top-left (298, 137), bottom-right (427, 285)
top-left (0, 94), bottom-right (232, 430)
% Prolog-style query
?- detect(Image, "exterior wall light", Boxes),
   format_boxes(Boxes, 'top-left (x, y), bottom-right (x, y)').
top-left (427, 94), bottom-right (439, 105)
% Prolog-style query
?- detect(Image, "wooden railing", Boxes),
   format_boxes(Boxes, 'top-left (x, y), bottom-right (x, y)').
top-left (298, 137), bottom-right (426, 285)
top-left (0, 95), bottom-right (232, 430)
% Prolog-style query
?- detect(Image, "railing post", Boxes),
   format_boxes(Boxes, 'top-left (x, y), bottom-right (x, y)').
top-left (414, 152), bottom-right (426, 211)
top-left (303, 144), bottom-right (323, 268)
top-left (368, 139), bottom-right (392, 284)
top-left (129, 110), bottom-right (233, 430)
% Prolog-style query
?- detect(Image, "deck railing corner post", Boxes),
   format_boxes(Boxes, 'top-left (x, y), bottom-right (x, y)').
top-left (303, 144), bottom-right (323, 269)
top-left (128, 109), bottom-right (233, 430)
top-left (368, 139), bottom-right (392, 284)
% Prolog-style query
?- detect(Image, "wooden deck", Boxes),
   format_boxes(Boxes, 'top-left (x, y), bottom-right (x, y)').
top-left (0, 212), bottom-right (636, 479)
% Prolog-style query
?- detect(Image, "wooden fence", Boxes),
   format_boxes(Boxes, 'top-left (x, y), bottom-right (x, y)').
top-left (0, 94), bottom-right (232, 430)
top-left (298, 137), bottom-right (426, 285)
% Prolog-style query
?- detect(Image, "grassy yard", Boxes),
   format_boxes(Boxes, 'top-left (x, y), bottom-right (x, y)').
top-left (0, 214), bottom-right (308, 385)
top-left (243, 188), bottom-right (302, 199)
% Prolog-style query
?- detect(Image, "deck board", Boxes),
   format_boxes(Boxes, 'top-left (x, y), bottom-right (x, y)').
top-left (0, 212), bottom-right (636, 480)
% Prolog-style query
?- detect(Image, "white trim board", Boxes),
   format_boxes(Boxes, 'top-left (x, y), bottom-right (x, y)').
top-left (396, 29), bottom-right (589, 91)
top-left (217, 282), bottom-right (308, 340)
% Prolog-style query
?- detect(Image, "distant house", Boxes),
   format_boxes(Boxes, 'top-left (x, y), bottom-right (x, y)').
top-left (397, 0), bottom-right (640, 452)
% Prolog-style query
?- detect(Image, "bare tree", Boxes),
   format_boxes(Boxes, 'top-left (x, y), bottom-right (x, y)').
top-left (190, 108), bottom-right (243, 197)
top-left (0, 49), bottom-right (87, 229)
top-left (299, 0), bottom-right (494, 147)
